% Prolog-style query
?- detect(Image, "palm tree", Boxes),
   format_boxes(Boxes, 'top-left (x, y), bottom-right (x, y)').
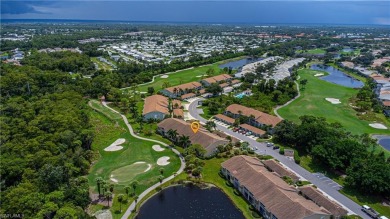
top-left (167, 129), bottom-right (178, 142)
top-left (206, 121), bottom-right (217, 131)
top-left (173, 88), bottom-right (178, 97)
top-left (95, 177), bottom-right (103, 196)
top-left (158, 175), bottom-right (164, 183)
top-left (131, 181), bottom-right (139, 194)
top-left (162, 81), bottom-right (171, 89)
top-left (134, 195), bottom-right (139, 204)
top-left (117, 194), bottom-right (125, 212)
top-left (124, 185), bottom-right (131, 199)
top-left (105, 191), bottom-right (112, 207)
top-left (159, 167), bottom-right (164, 175)
top-left (178, 135), bottom-right (191, 148)
top-left (101, 181), bottom-right (108, 196)
top-left (109, 184), bottom-right (114, 193)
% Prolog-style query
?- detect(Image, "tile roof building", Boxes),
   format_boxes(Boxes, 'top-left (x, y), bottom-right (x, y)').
top-left (142, 95), bottom-right (183, 121)
top-left (221, 156), bottom-right (334, 219)
top-left (225, 104), bottom-right (282, 128)
top-left (157, 118), bottom-right (229, 156)
top-left (161, 82), bottom-right (202, 98)
top-left (201, 74), bottom-right (232, 86)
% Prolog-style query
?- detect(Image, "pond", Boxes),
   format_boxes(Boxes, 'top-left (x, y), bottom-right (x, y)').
top-left (219, 57), bottom-right (262, 70)
top-left (136, 185), bottom-right (245, 219)
top-left (310, 64), bottom-right (364, 88)
top-left (377, 136), bottom-right (390, 152)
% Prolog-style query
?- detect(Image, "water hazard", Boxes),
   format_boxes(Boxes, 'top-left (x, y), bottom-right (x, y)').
top-left (136, 185), bottom-right (245, 219)
top-left (310, 64), bottom-right (364, 88)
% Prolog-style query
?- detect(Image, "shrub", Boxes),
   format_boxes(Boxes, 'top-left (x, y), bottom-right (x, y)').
top-left (279, 147), bottom-right (285, 155)
top-left (225, 181), bottom-right (233, 187)
top-left (155, 186), bottom-right (162, 192)
top-left (233, 189), bottom-right (241, 196)
top-left (252, 211), bottom-right (262, 218)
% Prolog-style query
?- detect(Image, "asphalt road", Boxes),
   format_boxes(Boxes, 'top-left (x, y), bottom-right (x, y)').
top-left (188, 99), bottom-right (370, 219)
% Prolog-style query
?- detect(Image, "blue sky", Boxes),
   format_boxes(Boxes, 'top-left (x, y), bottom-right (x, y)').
top-left (1, 1), bottom-right (389, 25)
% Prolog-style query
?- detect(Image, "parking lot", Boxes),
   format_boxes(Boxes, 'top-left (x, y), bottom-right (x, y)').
top-left (313, 173), bottom-right (343, 190)
top-left (211, 119), bottom-right (259, 140)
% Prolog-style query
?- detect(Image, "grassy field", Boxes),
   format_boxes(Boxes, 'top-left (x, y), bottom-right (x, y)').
top-left (297, 48), bottom-right (326, 55)
top-left (128, 56), bottom-right (246, 93)
top-left (87, 100), bottom-right (181, 218)
top-left (277, 69), bottom-right (390, 135)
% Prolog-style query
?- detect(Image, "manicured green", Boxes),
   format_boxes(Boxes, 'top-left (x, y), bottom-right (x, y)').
top-left (277, 69), bottom-right (390, 135)
top-left (297, 48), bottom-right (326, 55)
top-left (88, 100), bottom-right (181, 218)
top-left (91, 57), bottom-right (114, 70)
top-left (130, 56), bottom-right (245, 92)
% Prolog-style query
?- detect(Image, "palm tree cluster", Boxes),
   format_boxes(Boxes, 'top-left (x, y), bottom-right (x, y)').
top-left (166, 129), bottom-right (191, 148)
top-left (95, 177), bottom-right (114, 207)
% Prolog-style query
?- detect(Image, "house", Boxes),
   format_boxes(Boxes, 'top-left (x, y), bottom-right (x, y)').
top-left (214, 114), bottom-right (235, 125)
top-left (261, 159), bottom-right (299, 182)
top-left (142, 95), bottom-right (183, 121)
top-left (181, 92), bottom-right (197, 100)
top-left (300, 186), bottom-right (348, 218)
top-left (239, 124), bottom-right (266, 137)
top-left (221, 156), bottom-right (332, 219)
top-left (161, 82), bottom-right (202, 98)
top-left (225, 104), bottom-right (282, 129)
top-left (200, 74), bottom-right (232, 87)
top-left (157, 118), bottom-right (229, 156)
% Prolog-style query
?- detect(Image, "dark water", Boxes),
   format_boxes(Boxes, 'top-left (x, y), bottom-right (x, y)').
top-left (310, 64), bottom-right (364, 88)
top-left (379, 138), bottom-right (390, 152)
top-left (219, 58), bottom-right (262, 69)
top-left (136, 185), bottom-right (245, 219)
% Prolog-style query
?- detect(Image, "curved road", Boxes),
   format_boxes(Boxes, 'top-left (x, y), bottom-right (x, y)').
top-left (188, 99), bottom-right (370, 219)
top-left (274, 80), bottom-right (300, 119)
top-left (98, 101), bottom-right (186, 219)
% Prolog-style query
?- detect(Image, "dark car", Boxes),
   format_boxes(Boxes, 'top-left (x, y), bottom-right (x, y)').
top-left (273, 145), bottom-right (280, 150)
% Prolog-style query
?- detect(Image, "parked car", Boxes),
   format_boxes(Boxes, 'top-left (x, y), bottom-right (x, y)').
top-left (233, 128), bottom-right (239, 132)
top-left (273, 145), bottom-right (280, 150)
top-left (245, 132), bottom-right (252, 136)
top-left (267, 143), bottom-right (274, 147)
top-left (361, 205), bottom-right (380, 218)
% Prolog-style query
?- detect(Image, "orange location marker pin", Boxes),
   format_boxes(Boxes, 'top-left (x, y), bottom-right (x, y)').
top-left (191, 121), bottom-right (200, 133)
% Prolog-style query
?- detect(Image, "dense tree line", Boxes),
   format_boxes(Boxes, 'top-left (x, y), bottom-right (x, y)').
top-left (22, 51), bottom-right (95, 75)
top-left (273, 116), bottom-right (390, 197)
top-left (0, 63), bottom-right (95, 218)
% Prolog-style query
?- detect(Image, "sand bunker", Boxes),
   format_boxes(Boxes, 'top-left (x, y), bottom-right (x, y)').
top-left (104, 138), bottom-right (125, 151)
top-left (314, 73), bottom-right (324, 77)
top-left (157, 156), bottom-right (170, 166)
top-left (196, 74), bottom-right (208, 78)
top-left (144, 164), bottom-right (152, 172)
top-left (161, 75), bottom-right (169, 78)
top-left (369, 123), bottom-right (388, 129)
top-left (152, 144), bottom-right (165, 152)
top-left (325, 98), bottom-right (341, 104)
top-left (94, 209), bottom-right (113, 219)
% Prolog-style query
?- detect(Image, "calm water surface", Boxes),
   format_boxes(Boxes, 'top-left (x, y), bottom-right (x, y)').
top-left (379, 138), bottom-right (390, 152)
top-left (219, 57), bottom-right (262, 69)
top-left (310, 64), bottom-right (364, 88)
top-left (136, 185), bottom-right (245, 219)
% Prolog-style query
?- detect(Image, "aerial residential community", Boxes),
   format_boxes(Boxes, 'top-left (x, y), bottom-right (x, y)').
top-left (1, 1), bottom-right (390, 219)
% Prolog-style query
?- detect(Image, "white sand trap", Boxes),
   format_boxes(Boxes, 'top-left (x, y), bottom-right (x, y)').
top-left (157, 156), bottom-right (170, 166)
top-left (104, 138), bottom-right (125, 151)
top-left (110, 178), bottom-right (118, 183)
top-left (144, 164), bottom-right (152, 172)
top-left (325, 98), bottom-right (341, 104)
top-left (314, 73), bottom-right (324, 77)
top-left (369, 123), bottom-right (388, 129)
top-left (161, 75), bottom-right (169, 78)
top-left (152, 144), bottom-right (165, 152)
top-left (134, 161), bottom-right (146, 164)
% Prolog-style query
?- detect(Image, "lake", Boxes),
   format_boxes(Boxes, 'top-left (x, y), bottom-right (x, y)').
top-left (136, 185), bottom-right (245, 219)
top-left (310, 64), bottom-right (364, 88)
top-left (379, 137), bottom-right (390, 152)
top-left (219, 57), bottom-right (262, 70)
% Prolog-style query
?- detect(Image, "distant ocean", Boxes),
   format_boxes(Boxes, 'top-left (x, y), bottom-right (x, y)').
top-left (2, 19), bottom-right (388, 27)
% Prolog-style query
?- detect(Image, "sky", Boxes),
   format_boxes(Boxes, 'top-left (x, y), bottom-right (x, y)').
top-left (1, 1), bottom-right (390, 25)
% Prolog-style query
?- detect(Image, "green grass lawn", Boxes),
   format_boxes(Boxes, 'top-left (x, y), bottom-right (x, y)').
top-left (88, 100), bottom-right (181, 218)
top-left (277, 69), bottom-right (390, 135)
top-left (297, 48), bottom-right (326, 55)
top-left (129, 56), bottom-right (246, 93)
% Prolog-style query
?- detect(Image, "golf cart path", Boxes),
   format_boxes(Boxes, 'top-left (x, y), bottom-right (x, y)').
top-left (95, 101), bottom-right (185, 219)
top-left (274, 77), bottom-right (300, 119)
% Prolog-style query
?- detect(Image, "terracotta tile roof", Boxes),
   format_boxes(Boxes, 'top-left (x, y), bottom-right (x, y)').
top-left (214, 114), bottom-right (235, 124)
top-left (165, 82), bottom-right (202, 94)
top-left (181, 93), bottom-right (196, 99)
top-left (199, 89), bottom-right (206, 94)
top-left (239, 124), bottom-right (266, 136)
top-left (219, 83), bottom-right (229, 88)
top-left (226, 104), bottom-right (282, 127)
top-left (222, 156), bottom-right (331, 219)
top-left (300, 186), bottom-right (348, 217)
top-left (231, 79), bottom-right (241, 85)
top-left (158, 118), bottom-right (229, 154)
top-left (173, 109), bottom-right (184, 118)
top-left (142, 95), bottom-right (169, 115)
top-left (261, 159), bottom-right (299, 181)
top-left (383, 101), bottom-right (390, 107)
top-left (202, 74), bottom-right (232, 84)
